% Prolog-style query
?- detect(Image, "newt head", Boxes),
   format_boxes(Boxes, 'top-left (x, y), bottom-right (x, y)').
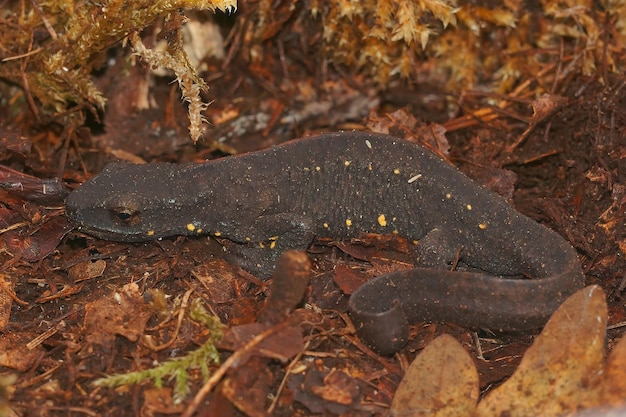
top-left (65, 162), bottom-right (200, 242)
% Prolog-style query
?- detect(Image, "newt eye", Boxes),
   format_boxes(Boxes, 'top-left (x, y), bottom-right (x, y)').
top-left (111, 207), bottom-right (140, 225)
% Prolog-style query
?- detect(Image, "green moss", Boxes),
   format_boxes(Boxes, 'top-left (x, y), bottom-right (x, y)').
top-left (93, 298), bottom-right (224, 403)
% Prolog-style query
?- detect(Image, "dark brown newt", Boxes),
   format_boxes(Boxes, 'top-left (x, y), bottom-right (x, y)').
top-left (65, 131), bottom-right (585, 354)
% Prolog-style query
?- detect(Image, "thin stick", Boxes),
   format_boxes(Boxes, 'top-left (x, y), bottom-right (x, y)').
top-left (181, 319), bottom-right (294, 417)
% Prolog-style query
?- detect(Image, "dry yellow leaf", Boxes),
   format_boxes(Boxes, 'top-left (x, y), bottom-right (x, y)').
top-left (390, 334), bottom-right (479, 417)
top-left (474, 285), bottom-right (607, 417)
top-left (599, 334), bottom-right (626, 407)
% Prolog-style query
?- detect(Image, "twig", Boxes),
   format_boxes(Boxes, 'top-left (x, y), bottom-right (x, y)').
top-left (181, 319), bottom-right (295, 417)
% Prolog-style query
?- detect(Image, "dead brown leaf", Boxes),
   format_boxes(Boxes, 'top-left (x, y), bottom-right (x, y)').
top-left (221, 356), bottom-right (273, 417)
top-left (290, 366), bottom-right (362, 415)
top-left (332, 264), bottom-right (368, 295)
top-left (220, 322), bottom-right (304, 363)
top-left (309, 368), bottom-right (361, 406)
top-left (141, 387), bottom-right (185, 416)
top-left (68, 259), bottom-right (106, 282)
top-left (390, 333), bottom-right (479, 417)
top-left (506, 94), bottom-right (566, 152)
top-left (36, 282), bottom-right (83, 302)
top-left (0, 333), bottom-right (43, 372)
top-left (2, 215), bottom-right (72, 263)
top-left (191, 261), bottom-right (237, 304)
top-left (366, 109), bottom-right (450, 158)
top-left (83, 283), bottom-right (152, 349)
top-left (259, 250), bottom-right (311, 325)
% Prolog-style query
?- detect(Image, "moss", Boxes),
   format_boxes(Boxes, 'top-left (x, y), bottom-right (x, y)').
top-left (0, 0), bottom-right (235, 139)
top-left (248, 0), bottom-right (625, 92)
top-left (93, 298), bottom-right (224, 403)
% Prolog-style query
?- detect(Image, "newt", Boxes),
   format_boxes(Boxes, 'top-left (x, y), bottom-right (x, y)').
top-left (65, 131), bottom-right (585, 354)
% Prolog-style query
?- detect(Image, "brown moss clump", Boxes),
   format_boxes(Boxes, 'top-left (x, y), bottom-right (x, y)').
top-left (247, 0), bottom-right (625, 93)
top-left (0, 0), bottom-right (235, 141)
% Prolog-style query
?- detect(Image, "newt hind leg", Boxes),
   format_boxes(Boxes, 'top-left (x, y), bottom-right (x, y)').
top-left (415, 228), bottom-right (464, 269)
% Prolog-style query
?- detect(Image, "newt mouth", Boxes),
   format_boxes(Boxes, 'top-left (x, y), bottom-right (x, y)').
top-left (65, 203), bottom-right (153, 242)
top-left (72, 224), bottom-right (157, 242)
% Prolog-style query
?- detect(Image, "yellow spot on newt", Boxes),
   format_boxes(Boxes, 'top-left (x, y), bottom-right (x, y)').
top-left (315, 166), bottom-right (321, 171)
top-left (259, 242), bottom-right (265, 248)
top-left (393, 168), bottom-right (400, 174)
top-left (344, 160), bottom-right (351, 166)
top-left (378, 214), bottom-right (387, 227)
top-left (392, 230), bottom-right (399, 234)
top-left (196, 228), bottom-right (202, 234)
top-left (245, 237), bottom-right (251, 241)
top-left (466, 204), bottom-right (472, 210)
top-left (479, 223), bottom-right (487, 229)
top-left (345, 219), bottom-right (352, 228)
top-left (270, 240), bottom-right (276, 249)
top-left (323, 223), bottom-right (329, 228)
top-left (412, 240), bottom-right (419, 245)
top-left (214, 231), bottom-right (222, 237)
top-left (147, 230), bottom-right (155, 236)
top-left (269, 236), bottom-right (279, 241)
top-left (187, 224), bottom-right (196, 232)
top-left (368, 163), bottom-right (373, 170)
top-left (365, 139), bottom-right (372, 149)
